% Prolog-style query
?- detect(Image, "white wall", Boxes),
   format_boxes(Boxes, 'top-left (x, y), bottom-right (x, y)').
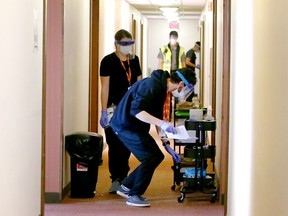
top-left (63, 0), bottom-right (90, 134)
top-left (200, 2), bottom-right (214, 108)
top-left (147, 19), bottom-right (201, 75)
top-left (228, 0), bottom-right (288, 215)
top-left (99, 0), bottom-right (138, 60)
top-left (63, 0), bottom-right (91, 186)
top-left (215, 0), bottom-right (224, 184)
top-left (98, 0), bottom-right (146, 139)
top-left (0, 1), bottom-right (43, 215)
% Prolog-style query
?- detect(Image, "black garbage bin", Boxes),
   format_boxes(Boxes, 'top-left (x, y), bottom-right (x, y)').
top-left (65, 132), bottom-right (103, 198)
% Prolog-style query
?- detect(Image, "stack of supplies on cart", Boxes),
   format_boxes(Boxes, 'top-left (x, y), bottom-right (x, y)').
top-left (183, 168), bottom-right (206, 178)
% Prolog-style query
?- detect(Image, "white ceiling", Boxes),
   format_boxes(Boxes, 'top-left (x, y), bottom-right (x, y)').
top-left (125, 0), bottom-right (207, 19)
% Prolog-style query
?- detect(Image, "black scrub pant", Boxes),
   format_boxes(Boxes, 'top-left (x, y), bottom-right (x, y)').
top-left (113, 129), bottom-right (164, 195)
top-left (104, 126), bottom-right (131, 182)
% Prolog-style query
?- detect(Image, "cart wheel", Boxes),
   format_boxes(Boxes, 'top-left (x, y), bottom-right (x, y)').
top-left (210, 193), bottom-right (217, 203)
top-left (171, 185), bottom-right (176, 191)
top-left (178, 194), bottom-right (184, 203)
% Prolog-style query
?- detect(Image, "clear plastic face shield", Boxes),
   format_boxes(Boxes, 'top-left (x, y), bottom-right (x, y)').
top-left (171, 71), bottom-right (194, 103)
top-left (115, 39), bottom-right (136, 59)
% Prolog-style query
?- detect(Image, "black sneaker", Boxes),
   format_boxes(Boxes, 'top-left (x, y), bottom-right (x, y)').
top-left (117, 184), bottom-right (130, 198)
top-left (126, 195), bottom-right (150, 207)
top-left (109, 180), bottom-right (121, 194)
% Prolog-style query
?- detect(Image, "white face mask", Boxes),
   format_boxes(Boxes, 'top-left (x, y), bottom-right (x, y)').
top-left (171, 87), bottom-right (182, 98)
top-left (170, 38), bottom-right (177, 46)
top-left (119, 45), bottom-right (132, 55)
top-left (172, 86), bottom-right (193, 102)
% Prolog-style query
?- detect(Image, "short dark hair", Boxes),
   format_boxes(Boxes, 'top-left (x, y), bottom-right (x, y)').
top-left (169, 31), bottom-right (178, 38)
top-left (114, 29), bottom-right (132, 41)
top-left (195, 41), bottom-right (201, 47)
top-left (170, 68), bottom-right (197, 86)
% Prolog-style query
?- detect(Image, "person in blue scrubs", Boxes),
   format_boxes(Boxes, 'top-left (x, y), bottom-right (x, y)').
top-left (110, 68), bottom-right (197, 207)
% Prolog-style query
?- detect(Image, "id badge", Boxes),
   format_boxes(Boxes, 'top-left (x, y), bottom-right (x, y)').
top-left (107, 105), bottom-right (116, 122)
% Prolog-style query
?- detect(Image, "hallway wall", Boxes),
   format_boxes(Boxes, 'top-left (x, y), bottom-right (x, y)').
top-left (97, 0), bottom-right (146, 140)
top-left (228, 0), bottom-right (288, 215)
top-left (45, 0), bottom-right (64, 201)
top-left (62, 0), bottom-right (91, 189)
top-left (0, 1), bottom-right (43, 215)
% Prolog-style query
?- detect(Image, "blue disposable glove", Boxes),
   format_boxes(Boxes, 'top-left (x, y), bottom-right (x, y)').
top-left (164, 145), bottom-right (181, 163)
top-left (196, 64), bottom-right (201, 70)
top-left (100, 110), bottom-right (109, 128)
top-left (160, 121), bottom-right (177, 134)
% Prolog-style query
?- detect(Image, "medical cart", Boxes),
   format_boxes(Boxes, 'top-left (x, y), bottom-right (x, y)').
top-left (172, 119), bottom-right (217, 203)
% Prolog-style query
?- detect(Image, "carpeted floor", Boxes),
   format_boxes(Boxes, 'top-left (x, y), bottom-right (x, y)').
top-left (45, 128), bottom-right (224, 216)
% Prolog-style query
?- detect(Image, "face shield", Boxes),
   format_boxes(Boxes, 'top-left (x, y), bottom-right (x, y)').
top-left (172, 71), bottom-right (195, 103)
top-left (195, 43), bottom-right (201, 53)
top-left (115, 40), bottom-right (136, 59)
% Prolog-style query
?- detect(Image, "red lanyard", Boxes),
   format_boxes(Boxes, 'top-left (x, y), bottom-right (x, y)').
top-left (116, 51), bottom-right (132, 86)
top-left (120, 57), bottom-right (132, 86)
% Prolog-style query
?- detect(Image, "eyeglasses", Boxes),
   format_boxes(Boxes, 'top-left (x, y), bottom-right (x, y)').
top-left (115, 40), bottom-right (135, 46)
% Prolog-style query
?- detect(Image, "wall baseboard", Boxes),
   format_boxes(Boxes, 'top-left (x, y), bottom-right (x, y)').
top-left (220, 193), bottom-right (226, 205)
top-left (45, 192), bottom-right (61, 203)
top-left (45, 182), bottom-right (71, 203)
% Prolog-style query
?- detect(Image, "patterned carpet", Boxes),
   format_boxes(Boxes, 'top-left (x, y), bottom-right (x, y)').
top-left (45, 128), bottom-right (224, 216)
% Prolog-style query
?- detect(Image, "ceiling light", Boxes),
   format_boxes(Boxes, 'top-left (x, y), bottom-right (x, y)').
top-left (159, 7), bottom-right (179, 21)
top-left (159, 7), bottom-right (178, 13)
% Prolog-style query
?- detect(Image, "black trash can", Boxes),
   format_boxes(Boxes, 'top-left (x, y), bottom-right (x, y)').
top-left (65, 132), bottom-right (103, 198)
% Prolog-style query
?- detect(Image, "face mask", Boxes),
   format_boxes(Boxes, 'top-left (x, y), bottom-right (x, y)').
top-left (171, 87), bottom-right (182, 98)
top-left (119, 45), bottom-right (132, 55)
top-left (179, 86), bottom-right (193, 101)
top-left (172, 86), bottom-right (193, 102)
top-left (170, 39), bottom-right (177, 45)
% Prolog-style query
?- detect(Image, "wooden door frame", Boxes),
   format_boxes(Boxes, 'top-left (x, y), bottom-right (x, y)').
top-left (199, 21), bottom-right (205, 106)
top-left (221, 0), bottom-right (231, 214)
top-left (212, 0), bottom-right (230, 213)
top-left (89, 0), bottom-right (99, 132)
top-left (87, 2), bottom-right (231, 215)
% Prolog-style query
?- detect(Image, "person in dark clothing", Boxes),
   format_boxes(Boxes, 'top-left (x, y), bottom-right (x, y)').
top-left (186, 41), bottom-right (201, 72)
top-left (110, 67), bottom-right (197, 207)
top-left (100, 29), bottom-right (142, 193)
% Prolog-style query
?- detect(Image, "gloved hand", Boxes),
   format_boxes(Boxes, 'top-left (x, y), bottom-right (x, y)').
top-left (196, 64), bottom-right (201, 70)
top-left (164, 145), bottom-right (181, 163)
top-left (160, 121), bottom-right (177, 134)
top-left (100, 110), bottom-right (109, 128)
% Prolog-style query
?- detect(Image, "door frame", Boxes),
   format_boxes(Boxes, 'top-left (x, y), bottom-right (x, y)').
top-left (88, 0), bottom-right (100, 133)
top-left (87, 1), bottom-right (231, 215)
top-left (220, 0), bottom-right (231, 214)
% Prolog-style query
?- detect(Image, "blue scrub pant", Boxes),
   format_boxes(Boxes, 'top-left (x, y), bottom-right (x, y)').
top-left (114, 129), bottom-right (164, 195)
top-left (104, 126), bottom-right (131, 182)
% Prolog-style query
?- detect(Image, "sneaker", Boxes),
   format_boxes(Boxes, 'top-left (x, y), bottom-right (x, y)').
top-left (117, 184), bottom-right (130, 198)
top-left (109, 180), bottom-right (121, 194)
top-left (126, 195), bottom-right (150, 207)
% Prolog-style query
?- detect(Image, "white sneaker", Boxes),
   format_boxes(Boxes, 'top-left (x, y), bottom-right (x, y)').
top-left (126, 195), bottom-right (150, 207)
top-left (117, 184), bottom-right (130, 198)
